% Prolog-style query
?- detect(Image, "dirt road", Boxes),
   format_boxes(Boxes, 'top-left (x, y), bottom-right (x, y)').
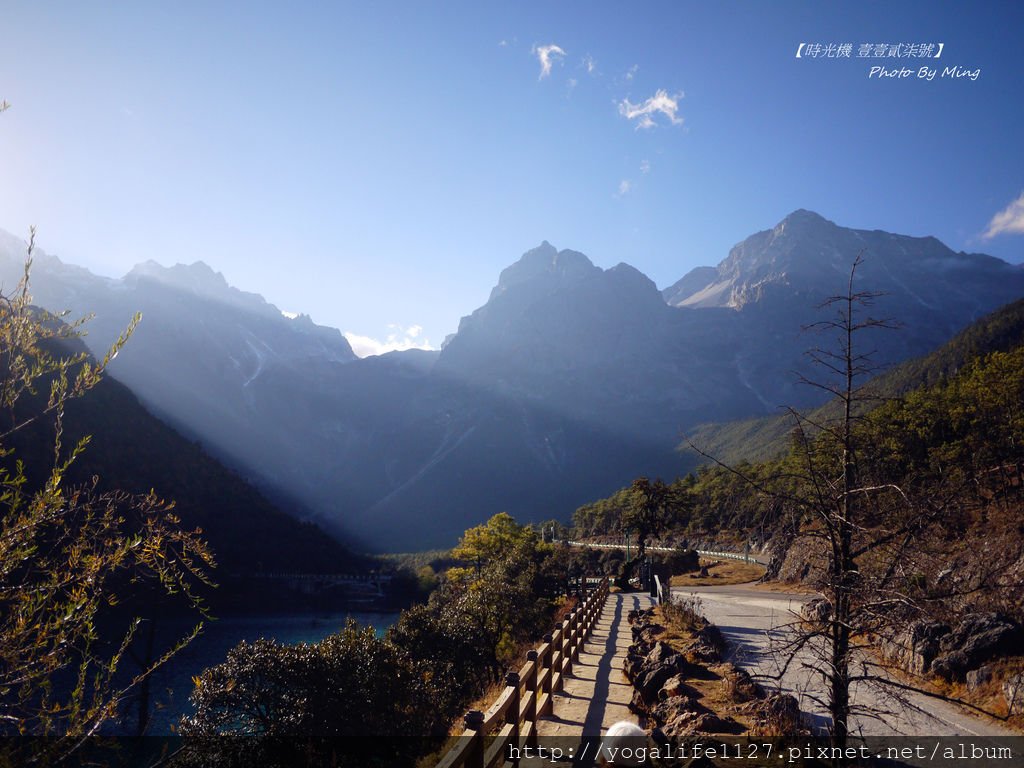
top-left (675, 583), bottom-right (1018, 738)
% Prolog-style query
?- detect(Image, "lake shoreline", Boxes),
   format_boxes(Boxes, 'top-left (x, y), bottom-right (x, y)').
top-left (116, 610), bottom-right (400, 736)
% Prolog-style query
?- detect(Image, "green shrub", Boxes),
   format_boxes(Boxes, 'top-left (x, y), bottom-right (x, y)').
top-left (178, 622), bottom-right (438, 768)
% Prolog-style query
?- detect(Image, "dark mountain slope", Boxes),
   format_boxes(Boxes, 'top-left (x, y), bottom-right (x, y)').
top-left (687, 296), bottom-right (1024, 466)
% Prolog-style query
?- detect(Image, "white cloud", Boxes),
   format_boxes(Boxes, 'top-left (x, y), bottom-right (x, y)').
top-left (498, 39), bottom-right (509, 47)
top-left (617, 179), bottom-right (633, 196)
top-left (624, 64), bottom-right (639, 82)
top-left (344, 324), bottom-right (436, 358)
top-left (983, 192), bottom-right (1024, 239)
top-left (533, 43), bottom-right (566, 79)
top-left (567, 77), bottom-right (578, 95)
top-left (640, 159), bottom-right (651, 174)
top-left (280, 310), bottom-right (299, 319)
top-left (618, 89), bottom-right (684, 130)
top-left (583, 54), bottom-right (597, 75)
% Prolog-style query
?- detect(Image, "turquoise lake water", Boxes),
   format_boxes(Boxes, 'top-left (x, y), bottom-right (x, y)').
top-left (124, 611), bottom-right (397, 735)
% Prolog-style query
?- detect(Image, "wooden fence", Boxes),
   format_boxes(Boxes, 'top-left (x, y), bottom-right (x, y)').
top-left (435, 576), bottom-right (610, 768)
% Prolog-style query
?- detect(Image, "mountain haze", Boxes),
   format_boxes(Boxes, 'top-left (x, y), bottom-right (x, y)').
top-left (2, 331), bottom-right (359, 583)
top-left (2, 211), bottom-right (1021, 550)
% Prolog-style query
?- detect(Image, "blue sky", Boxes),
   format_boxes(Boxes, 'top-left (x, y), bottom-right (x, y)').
top-left (1, 2), bottom-right (1022, 355)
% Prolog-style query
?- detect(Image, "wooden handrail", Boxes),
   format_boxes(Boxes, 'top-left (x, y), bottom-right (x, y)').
top-left (434, 576), bottom-right (610, 768)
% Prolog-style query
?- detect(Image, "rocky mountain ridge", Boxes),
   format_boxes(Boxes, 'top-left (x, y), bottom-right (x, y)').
top-left (2, 211), bottom-right (1021, 550)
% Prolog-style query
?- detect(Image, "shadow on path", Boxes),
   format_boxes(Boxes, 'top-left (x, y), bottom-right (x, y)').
top-left (579, 593), bottom-right (646, 734)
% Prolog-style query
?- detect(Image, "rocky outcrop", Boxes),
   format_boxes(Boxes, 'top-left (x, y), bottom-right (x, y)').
top-left (930, 613), bottom-right (1023, 682)
top-left (624, 608), bottom-right (737, 740)
top-left (883, 620), bottom-right (951, 675)
top-left (884, 613), bottom-right (1022, 683)
top-left (624, 606), bottom-right (812, 741)
top-left (965, 665), bottom-right (994, 692)
top-left (774, 536), bottom-right (829, 584)
top-left (1003, 674), bottom-right (1024, 715)
top-left (627, 641), bottom-right (695, 709)
top-left (691, 624), bottom-right (727, 663)
top-left (800, 597), bottom-right (832, 626)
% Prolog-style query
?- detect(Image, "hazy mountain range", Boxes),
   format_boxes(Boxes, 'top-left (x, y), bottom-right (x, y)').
top-left (2, 210), bottom-right (1021, 551)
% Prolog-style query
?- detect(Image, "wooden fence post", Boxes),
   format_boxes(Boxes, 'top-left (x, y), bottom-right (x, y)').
top-left (572, 606), bottom-right (583, 662)
top-left (464, 710), bottom-right (485, 768)
top-left (505, 670), bottom-right (520, 750)
top-left (550, 628), bottom-right (562, 692)
top-left (433, 576), bottom-right (612, 768)
top-left (563, 619), bottom-right (572, 669)
top-left (542, 633), bottom-right (553, 697)
top-left (525, 649), bottom-right (538, 745)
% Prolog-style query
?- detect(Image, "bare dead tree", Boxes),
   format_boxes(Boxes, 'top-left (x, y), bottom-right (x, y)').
top-left (688, 255), bottom-right (1022, 759)
top-left (794, 254), bottom-right (899, 747)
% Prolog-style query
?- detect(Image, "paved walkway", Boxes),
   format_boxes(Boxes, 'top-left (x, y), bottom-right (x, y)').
top-left (537, 591), bottom-right (655, 737)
